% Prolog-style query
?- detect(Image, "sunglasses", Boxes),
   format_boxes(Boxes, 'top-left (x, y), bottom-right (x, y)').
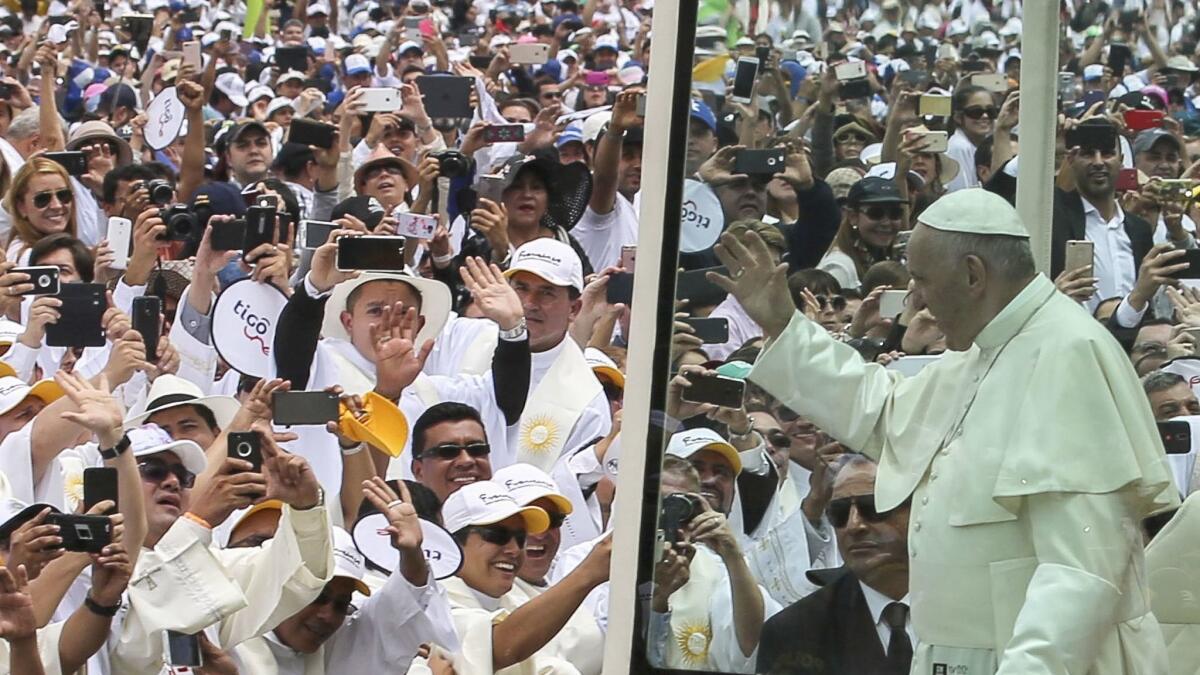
top-left (765, 430), bottom-right (792, 449)
top-left (857, 204), bottom-right (905, 220)
top-left (138, 460), bottom-right (197, 489)
top-left (311, 591), bottom-right (355, 616)
top-left (32, 189), bottom-right (73, 209)
top-left (365, 165), bottom-right (408, 181)
top-left (540, 91), bottom-right (562, 99)
top-left (419, 442), bottom-right (490, 461)
top-left (470, 524), bottom-right (527, 547)
top-left (827, 495), bottom-right (906, 529)
top-left (814, 294), bottom-right (848, 312)
top-left (547, 512), bottom-right (567, 529)
top-left (961, 106), bottom-right (999, 120)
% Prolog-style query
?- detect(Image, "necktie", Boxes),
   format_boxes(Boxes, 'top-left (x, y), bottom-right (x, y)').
top-left (882, 601), bottom-right (913, 673)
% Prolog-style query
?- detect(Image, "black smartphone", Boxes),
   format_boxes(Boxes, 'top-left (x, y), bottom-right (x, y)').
top-left (416, 76), bottom-right (475, 119)
top-left (674, 266), bottom-right (728, 307)
top-left (682, 317), bottom-right (729, 344)
top-left (734, 148), bottom-right (786, 175)
top-left (0, 83), bottom-right (12, 99)
top-left (163, 631), bottom-right (203, 668)
top-left (132, 295), bottom-right (161, 364)
top-left (228, 431), bottom-right (263, 472)
top-left (1066, 123), bottom-right (1118, 154)
top-left (44, 151), bottom-right (87, 176)
top-left (242, 205), bottom-right (277, 259)
top-left (275, 45), bottom-right (309, 72)
top-left (272, 390), bottom-right (340, 426)
top-left (46, 283), bottom-right (106, 348)
top-left (468, 54), bottom-right (493, 70)
top-left (459, 32), bottom-right (480, 47)
top-left (1159, 420), bottom-right (1191, 455)
top-left (46, 15), bottom-right (72, 26)
top-left (899, 69), bottom-right (929, 87)
top-left (1169, 249), bottom-right (1200, 279)
top-left (1108, 43), bottom-right (1132, 77)
top-left (336, 235), bottom-right (407, 271)
top-left (960, 58), bottom-right (988, 73)
top-left (287, 118), bottom-right (336, 150)
top-left (210, 218), bottom-right (247, 251)
top-left (606, 271), bottom-right (634, 305)
top-left (1118, 9), bottom-right (1139, 31)
top-left (839, 78), bottom-right (873, 100)
top-left (300, 219), bottom-right (337, 249)
top-left (484, 124), bottom-right (526, 143)
top-left (82, 467), bottom-right (118, 513)
top-left (12, 266), bottom-right (59, 295)
top-left (730, 57), bottom-right (758, 102)
top-left (680, 371), bottom-right (746, 408)
top-left (46, 513), bottom-right (112, 553)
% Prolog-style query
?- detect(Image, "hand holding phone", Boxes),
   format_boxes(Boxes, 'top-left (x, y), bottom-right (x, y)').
top-left (228, 431), bottom-right (263, 472)
top-left (132, 296), bottom-right (162, 364)
top-left (83, 467), bottom-right (118, 513)
top-left (272, 391), bottom-right (340, 426)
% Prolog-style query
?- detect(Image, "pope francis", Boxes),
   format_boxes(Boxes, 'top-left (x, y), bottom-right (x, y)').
top-left (709, 188), bottom-right (1181, 674)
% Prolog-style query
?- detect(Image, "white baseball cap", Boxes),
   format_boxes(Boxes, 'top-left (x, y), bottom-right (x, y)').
top-left (442, 481), bottom-right (550, 535)
top-left (246, 84), bottom-right (275, 105)
top-left (585, 346), bottom-right (624, 388)
top-left (266, 96), bottom-right (295, 117)
top-left (492, 464), bottom-right (573, 515)
top-left (128, 423), bottom-right (208, 476)
top-left (504, 238), bottom-right (585, 293)
top-left (0, 320), bottom-right (21, 345)
top-left (595, 34), bottom-right (620, 52)
top-left (332, 527), bottom-right (372, 595)
top-left (215, 72), bottom-right (249, 107)
top-left (666, 427), bottom-right (742, 474)
top-left (0, 375), bottom-right (61, 417)
top-left (308, 1), bottom-right (331, 15)
top-left (277, 70), bottom-right (306, 84)
top-left (344, 53), bottom-right (372, 75)
top-left (582, 110), bottom-right (612, 144)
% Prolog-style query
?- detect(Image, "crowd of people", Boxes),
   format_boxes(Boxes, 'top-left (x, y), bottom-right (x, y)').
top-left (0, 0), bottom-right (1193, 672)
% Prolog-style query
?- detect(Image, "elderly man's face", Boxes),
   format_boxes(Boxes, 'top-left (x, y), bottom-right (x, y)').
top-left (905, 223), bottom-right (980, 351)
top-left (830, 461), bottom-right (909, 592)
top-left (1150, 381), bottom-right (1200, 421)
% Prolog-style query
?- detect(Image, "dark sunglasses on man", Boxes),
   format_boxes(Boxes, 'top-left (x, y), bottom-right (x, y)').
top-left (826, 494), bottom-right (908, 529)
top-left (418, 442), bottom-right (491, 461)
top-left (138, 459), bottom-right (197, 489)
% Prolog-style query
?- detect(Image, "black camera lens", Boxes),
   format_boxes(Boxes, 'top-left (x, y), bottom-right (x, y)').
top-left (158, 205), bottom-right (196, 241)
top-left (432, 150), bottom-right (474, 179)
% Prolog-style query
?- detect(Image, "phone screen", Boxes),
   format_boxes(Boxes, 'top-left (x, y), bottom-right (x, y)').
top-left (680, 372), bottom-right (746, 408)
top-left (164, 631), bottom-right (203, 667)
top-left (272, 391), bottom-right (341, 426)
top-left (83, 467), bottom-right (119, 513)
top-left (337, 236), bottom-right (406, 271)
top-left (730, 58), bottom-right (758, 101)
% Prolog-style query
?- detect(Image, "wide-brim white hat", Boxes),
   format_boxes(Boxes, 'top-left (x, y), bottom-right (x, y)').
top-left (321, 273), bottom-right (452, 348)
top-left (123, 374), bottom-right (240, 430)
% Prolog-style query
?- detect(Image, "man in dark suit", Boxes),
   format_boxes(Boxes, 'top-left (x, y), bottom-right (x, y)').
top-left (757, 455), bottom-right (912, 675)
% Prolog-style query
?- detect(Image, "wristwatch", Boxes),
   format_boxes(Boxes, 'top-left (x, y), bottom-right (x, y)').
top-left (84, 594), bottom-right (121, 617)
top-left (728, 425), bottom-right (757, 445)
top-left (499, 317), bottom-right (528, 341)
top-left (99, 433), bottom-right (132, 460)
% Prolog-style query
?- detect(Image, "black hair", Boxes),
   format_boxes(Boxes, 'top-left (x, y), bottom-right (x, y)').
top-left (149, 403), bottom-right (219, 432)
top-left (101, 163), bottom-right (164, 205)
top-left (412, 402), bottom-right (485, 458)
top-left (950, 84), bottom-right (992, 136)
top-left (28, 234), bottom-right (94, 282)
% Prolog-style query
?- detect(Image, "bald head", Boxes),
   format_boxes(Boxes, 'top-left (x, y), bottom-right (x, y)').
top-left (905, 223), bottom-right (1038, 351)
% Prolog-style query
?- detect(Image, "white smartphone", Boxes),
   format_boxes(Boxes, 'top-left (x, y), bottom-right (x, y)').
top-left (1064, 240), bottom-right (1095, 273)
top-left (404, 16), bottom-right (422, 41)
top-left (107, 217), bottom-right (133, 270)
top-left (878, 290), bottom-right (907, 318)
top-left (359, 87), bottom-right (402, 113)
top-left (299, 219), bottom-right (337, 249)
top-left (182, 41), bottom-right (201, 69)
top-left (972, 72), bottom-right (1008, 93)
top-left (509, 43), bottom-right (551, 65)
top-left (917, 94), bottom-right (952, 117)
top-left (730, 57), bottom-right (759, 103)
top-left (908, 129), bottom-right (948, 153)
top-left (394, 211), bottom-right (437, 239)
top-left (834, 60), bottom-right (867, 81)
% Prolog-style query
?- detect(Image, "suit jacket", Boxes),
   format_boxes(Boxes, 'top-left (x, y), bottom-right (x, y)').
top-left (1051, 187), bottom-right (1154, 281)
top-left (756, 567), bottom-right (898, 675)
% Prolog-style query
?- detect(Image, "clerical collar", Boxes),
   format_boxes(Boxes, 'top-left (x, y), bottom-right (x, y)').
top-left (973, 274), bottom-right (1056, 351)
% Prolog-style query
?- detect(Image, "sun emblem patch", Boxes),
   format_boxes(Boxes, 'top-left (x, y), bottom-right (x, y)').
top-left (519, 415), bottom-right (559, 454)
top-left (674, 621), bottom-right (712, 665)
top-left (60, 458), bottom-right (84, 511)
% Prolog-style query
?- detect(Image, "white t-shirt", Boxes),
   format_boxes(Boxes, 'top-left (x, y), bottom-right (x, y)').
top-left (944, 128), bottom-right (979, 193)
top-left (570, 192), bottom-right (640, 271)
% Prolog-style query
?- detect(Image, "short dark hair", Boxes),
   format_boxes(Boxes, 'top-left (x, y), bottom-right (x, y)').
top-left (345, 278), bottom-right (424, 315)
top-left (28, 234), bottom-right (94, 282)
top-left (102, 164), bottom-right (163, 205)
top-left (149, 403), bottom-right (219, 432)
top-left (412, 402), bottom-right (485, 457)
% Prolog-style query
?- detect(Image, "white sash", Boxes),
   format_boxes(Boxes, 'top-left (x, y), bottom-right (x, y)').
top-left (460, 325), bottom-right (499, 375)
top-left (514, 341), bottom-right (601, 472)
top-left (662, 550), bottom-right (723, 670)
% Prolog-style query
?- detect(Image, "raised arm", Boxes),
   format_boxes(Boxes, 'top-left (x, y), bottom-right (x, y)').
top-left (35, 45), bottom-right (65, 152)
top-left (0, 566), bottom-right (45, 675)
top-left (459, 257), bottom-right (531, 425)
top-left (589, 90), bottom-right (640, 215)
top-left (174, 77), bottom-right (207, 204)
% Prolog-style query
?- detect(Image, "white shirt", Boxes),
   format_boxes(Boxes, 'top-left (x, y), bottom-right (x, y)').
top-left (570, 193), bottom-right (641, 272)
top-left (859, 582), bottom-right (914, 656)
top-left (1081, 196), bottom-right (1136, 312)
top-left (944, 128), bottom-right (979, 193)
top-left (706, 295), bottom-right (763, 362)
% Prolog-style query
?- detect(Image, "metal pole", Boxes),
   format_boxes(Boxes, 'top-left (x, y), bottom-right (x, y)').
top-left (1015, 1), bottom-right (1060, 274)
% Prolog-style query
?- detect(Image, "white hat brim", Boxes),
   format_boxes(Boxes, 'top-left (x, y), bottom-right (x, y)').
top-left (321, 273), bottom-right (452, 348)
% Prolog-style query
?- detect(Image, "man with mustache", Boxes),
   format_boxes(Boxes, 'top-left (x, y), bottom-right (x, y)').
top-left (758, 454), bottom-right (912, 675)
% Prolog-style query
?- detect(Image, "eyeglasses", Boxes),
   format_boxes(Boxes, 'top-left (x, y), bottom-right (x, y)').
top-left (547, 512), bottom-right (567, 529)
top-left (858, 205), bottom-right (905, 220)
top-left (137, 459), bottom-right (197, 489)
top-left (827, 495), bottom-right (906, 529)
top-left (470, 524), bottom-right (527, 547)
top-left (32, 189), bottom-right (73, 209)
top-left (765, 430), bottom-right (792, 449)
top-left (540, 91), bottom-right (562, 99)
top-left (961, 106), bottom-right (999, 120)
top-left (418, 442), bottom-right (491, 461)
top-left (814, 294), bottom-right (848, 312)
